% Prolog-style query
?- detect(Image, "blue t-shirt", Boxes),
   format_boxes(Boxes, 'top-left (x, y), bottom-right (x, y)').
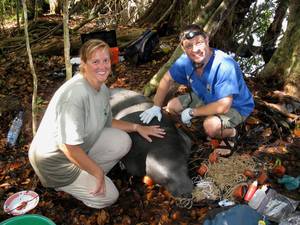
top-left (169, 49), bottom-right (254, 117)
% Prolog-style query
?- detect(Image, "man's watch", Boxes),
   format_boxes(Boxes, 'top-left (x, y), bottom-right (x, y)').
top-left (189, 108), bottom-right (194, 117)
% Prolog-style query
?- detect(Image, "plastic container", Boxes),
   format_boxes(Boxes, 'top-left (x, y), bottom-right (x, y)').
top-left (0, 214), bottom-right (56, 225)
top-left (7, 110), bottom-right (24, 147)
top-left (110, 47), bottom-right (119, 65)
top-left (244, 180), bottom-right (258, 201)
top-left (248, 185), bottom-right (268, 209)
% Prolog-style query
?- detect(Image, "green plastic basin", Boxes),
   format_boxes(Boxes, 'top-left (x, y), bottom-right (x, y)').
top-left (0, 214), bottom-right (56, 225)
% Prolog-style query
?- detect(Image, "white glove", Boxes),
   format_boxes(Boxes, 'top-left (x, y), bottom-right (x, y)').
top-left (181, 108), bottom-right (193, 124)
top-left (139, 105), bottom-right (162, 124)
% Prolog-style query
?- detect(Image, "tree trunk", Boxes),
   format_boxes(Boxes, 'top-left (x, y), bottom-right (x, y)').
top-left (72, 2), bottom-right (102, 32)
top-left (21, 0), bottom-right (38, 136)
top-left (63, 0), bottom-right (72, 80)
top-left (194, 0), bottom-right (223, 27)
top-left (26, 0), bottom-right (36, 19)
top-left (137, 0), bottom-right (174, 26)
top-left (259, 0), bottom-right (300, 99)
top-left (136, 0), bottom-right (195, 30)
top-left (204, 0), bottom-right (239, 37)
top-left (210, 0), bottom-right (254, 51)
top-left (143, 0), bottom-right (239, 96)
top-left (49, 0), bottom-right (62, 14)
top-left (0, 1), bottom-right (5, 30)
top-left (143, 46), bottom-right (183, 97)
top-left (260, 0), bottom-right (289, 63)
top-left (16, 0), bottom-right (20, 28)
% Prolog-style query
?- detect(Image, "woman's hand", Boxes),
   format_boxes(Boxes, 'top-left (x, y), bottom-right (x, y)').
top-left (91, 168), bottom-right (106, 196)
top-left (136, 124), bottom-right (166, 142)
top-left (60, 144), bottom-right (107, 196)
top-left (111, 119), bottom-right (165, 142)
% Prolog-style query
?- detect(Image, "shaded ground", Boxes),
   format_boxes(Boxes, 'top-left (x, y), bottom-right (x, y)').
top-left (0, 21), bottom-right (300, 225)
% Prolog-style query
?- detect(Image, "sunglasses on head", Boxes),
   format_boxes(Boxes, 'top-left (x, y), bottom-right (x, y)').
top-left (182, 31), bottom-right (203, 40)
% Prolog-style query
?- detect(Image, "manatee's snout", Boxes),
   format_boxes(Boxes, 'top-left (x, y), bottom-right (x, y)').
top-left (167, 174), bottom-right (193, 198)
top-left (180, 192), bottom-right (193, 199)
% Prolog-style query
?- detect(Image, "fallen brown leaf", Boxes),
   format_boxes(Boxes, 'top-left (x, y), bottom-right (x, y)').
top-left (97, 209), bottom-right (109, 225)
top-left (246, 116), bottom-right (261, 125)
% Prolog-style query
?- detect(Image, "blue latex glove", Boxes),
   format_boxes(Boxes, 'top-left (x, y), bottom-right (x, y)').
top-left (278, 175), bottom-right (300, 190)
top-left (181, 108), bottom-right (193, 124)
top-left (139, 105), bottom-right (162, 124)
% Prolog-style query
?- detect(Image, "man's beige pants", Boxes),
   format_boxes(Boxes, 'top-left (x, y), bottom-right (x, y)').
top-left (56, 127), bottom-right (132, 209)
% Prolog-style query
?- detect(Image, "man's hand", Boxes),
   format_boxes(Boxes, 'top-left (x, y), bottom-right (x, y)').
top-left (181, 108), bottom-right (193, 124)
top-left (139, 105), bottom-right (162, 124)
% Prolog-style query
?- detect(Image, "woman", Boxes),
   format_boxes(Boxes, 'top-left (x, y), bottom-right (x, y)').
top-left (29, 39), bottom-right (165, 209)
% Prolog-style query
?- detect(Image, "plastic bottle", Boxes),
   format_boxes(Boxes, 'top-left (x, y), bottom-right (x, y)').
top-left (7, 110), bottom-right (24, 147)
top-left (244, 180), bottom-right (258, 201)
top-left (248, 185), bottom-right (268, 209)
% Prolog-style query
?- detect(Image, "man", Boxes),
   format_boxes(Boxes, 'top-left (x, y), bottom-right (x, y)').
top-left (139, 24), bottom-right (254, 155)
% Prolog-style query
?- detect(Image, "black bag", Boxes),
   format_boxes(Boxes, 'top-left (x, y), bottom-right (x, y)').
top-left (81, 30), bottom-right (117, 47)
top-left (124, 29), bottom-right (159, 65)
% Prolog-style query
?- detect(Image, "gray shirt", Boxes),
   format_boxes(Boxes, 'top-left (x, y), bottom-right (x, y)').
top-left (29, 74), bottom-right (112, 187)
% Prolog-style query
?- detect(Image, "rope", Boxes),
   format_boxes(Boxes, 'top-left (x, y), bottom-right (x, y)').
top-left (204, 153), bottom-right (261, 200)
top-left (192, 177), bottom-right (221, 202)
top-left (175, 197), bottom-right (194, 209)
top-left (176, 154), bottom-right (267, 208)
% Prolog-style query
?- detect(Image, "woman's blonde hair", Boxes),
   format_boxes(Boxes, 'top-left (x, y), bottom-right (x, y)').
top-left (79, 39), bottom-right (111, 73)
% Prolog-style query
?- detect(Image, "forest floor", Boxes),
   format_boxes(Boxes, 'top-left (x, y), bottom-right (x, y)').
top-left (0, 18), bottom-right (300, 225)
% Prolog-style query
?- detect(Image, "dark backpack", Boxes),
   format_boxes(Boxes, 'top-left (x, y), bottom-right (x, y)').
top-left (80, 30), bottom-right (117, 47)
top-left (124, 29), bottom-right (159, 65)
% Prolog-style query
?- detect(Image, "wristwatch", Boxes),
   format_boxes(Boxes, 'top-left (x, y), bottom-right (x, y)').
top-left (189, 108), bottom-right (194, 117)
